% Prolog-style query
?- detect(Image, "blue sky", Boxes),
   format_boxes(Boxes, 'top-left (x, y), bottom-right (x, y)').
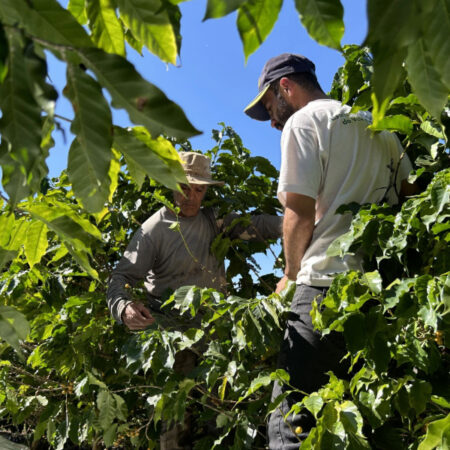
top-left (48, 0), bottom-right (368, 176)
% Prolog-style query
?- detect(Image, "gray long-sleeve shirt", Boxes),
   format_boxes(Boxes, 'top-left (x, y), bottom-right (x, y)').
top-left (107, 207), bottom-right (282, 323)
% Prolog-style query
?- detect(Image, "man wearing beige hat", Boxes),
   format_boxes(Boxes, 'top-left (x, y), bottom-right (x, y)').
top-left (107, 151), bottom-right (281, 449)
top-left (107, 151), bottom-right (281, 330)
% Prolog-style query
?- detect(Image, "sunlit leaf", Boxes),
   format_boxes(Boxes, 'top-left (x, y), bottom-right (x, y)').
top-left (68, 0), bottom-right (88, 25)
top-left (304, 393), bottom-right (324, 418)
top-left (117, 0), bottom-right (177, 64)
top-left (25, 220), bottom-right (48, 268)
top-left (237, 0), bottom-right (282, 61)
top-left (418, 413), bottom-right (450, 450)
top-left (295, 0), bottom-right (344, 50)
top-left (86, 0), bottom-right (125, 56)
top-left (113, 126), bottom-right (186, 190)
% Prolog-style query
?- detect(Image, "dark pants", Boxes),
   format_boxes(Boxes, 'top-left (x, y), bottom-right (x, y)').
top-left (267, 284), bottom-right (349, 449)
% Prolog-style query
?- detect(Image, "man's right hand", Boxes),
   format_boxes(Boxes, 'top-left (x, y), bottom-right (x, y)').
top-left (122, 302), bottom-right (155, 330)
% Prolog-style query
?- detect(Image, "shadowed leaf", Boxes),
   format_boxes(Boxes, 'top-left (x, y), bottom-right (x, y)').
top-left (75, 47), bottom-right (200, 139)
top-left (64, 63), bottom-right (113, 212)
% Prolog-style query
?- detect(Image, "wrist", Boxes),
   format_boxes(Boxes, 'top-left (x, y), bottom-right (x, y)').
top-left (284, 271), bottom-right (298, 280)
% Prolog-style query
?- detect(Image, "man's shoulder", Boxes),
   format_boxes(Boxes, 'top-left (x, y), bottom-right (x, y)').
top-left (141, 207), bottom-right (170, 233)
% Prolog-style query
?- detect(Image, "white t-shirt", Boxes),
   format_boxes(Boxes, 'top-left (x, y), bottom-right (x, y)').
top-left (278, 99), bottom-right (412, 287)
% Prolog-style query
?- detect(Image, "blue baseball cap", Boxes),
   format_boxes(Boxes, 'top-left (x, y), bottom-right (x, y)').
top-left (244, 53), bottom-right (316, 121)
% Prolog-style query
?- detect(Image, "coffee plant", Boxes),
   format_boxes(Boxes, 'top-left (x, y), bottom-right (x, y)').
top-left (0, 1), bottom-right (449, 449)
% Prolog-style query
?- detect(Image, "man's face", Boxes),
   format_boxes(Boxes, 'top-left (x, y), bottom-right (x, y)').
top-left (262, 87), bottom-right (297, 131)
top-left (173, 183), bottom-right (207, 217)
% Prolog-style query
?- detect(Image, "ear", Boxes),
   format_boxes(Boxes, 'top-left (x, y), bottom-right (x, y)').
top-left (279, 77), bottom-right (294, 98)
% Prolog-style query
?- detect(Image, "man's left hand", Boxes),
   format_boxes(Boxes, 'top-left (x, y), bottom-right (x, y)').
top-left (275, 275), bottom-right (291, 294)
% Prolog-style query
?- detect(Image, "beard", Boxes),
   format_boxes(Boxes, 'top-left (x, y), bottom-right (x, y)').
top-left (275, 92), bottom-right (297, 127)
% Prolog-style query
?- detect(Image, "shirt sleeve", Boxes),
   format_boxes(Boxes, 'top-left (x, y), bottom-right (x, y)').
top-left (106, 228), bottom-right (156, 323)
top-left (221, 213), bottom-right (282, 240)
top-left (277, 119), bottom-right (322, 207)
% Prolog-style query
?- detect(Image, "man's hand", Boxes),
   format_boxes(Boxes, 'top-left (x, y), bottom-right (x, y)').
top-left (122, 302), bottom-right (155, 330)
top-left (275, 275), bottom-right (292, 294)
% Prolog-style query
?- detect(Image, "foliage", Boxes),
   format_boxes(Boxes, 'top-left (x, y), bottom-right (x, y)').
top-left (0, 125), bottom-right (286, 448)
top-left (0, 0), bottom-right (448, 209)
top-left (273, 46), bottom-right (449, 449)
top-left (0, 1), bottom-right (449, 449)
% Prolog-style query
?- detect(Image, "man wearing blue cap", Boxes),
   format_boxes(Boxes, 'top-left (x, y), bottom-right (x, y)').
top-left (245, 53), bottom-right (416, 448)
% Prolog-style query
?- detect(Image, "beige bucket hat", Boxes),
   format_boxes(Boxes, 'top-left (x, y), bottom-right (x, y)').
top-left (179, 151), bottom-right (224, 186)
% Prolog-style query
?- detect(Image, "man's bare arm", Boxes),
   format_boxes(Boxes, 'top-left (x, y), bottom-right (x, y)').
top-left (276, 192), bottom-right (315, 293)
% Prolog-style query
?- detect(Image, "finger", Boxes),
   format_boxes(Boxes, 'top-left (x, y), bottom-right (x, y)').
top-left (136, 304), bottom-right (153, 320)
top-left (129, 313), bottom-right (155, 329)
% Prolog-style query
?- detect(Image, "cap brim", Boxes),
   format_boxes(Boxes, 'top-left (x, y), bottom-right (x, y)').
top-left (186, 175), bottom-right (224, 186)
top-left (244, 84), bottom-right (271, 121)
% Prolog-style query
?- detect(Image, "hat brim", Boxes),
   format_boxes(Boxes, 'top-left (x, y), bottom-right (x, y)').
top-left (244, 84), bottom-right (271, 121)
top-left (186, 175), bottom-right (224, 186)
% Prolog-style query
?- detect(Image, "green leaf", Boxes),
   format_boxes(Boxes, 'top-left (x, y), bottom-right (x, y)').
top-left (420, 120), bottom-right (446, 140)
top-left (237, 0), bottom-right (283, 61)
top-left (0, 24), bottom-right (8, 83)
top-left (405, 38), bottom-right (448, 120)
top-left (0, 29), bottom-right (43, 198)
top-left (0, 306), bottom-right (30, 355)
top-left (64, 63), bottom-right (113, 212)
top-left (304, 393), bottom-right (324, 418)
top-left (203, 0), bottom-right (247, 19)
top-left (7, 218), bottom-right (30, 251)
top-left (86, 0), bottom-right (125, 56)
top-left (431, 395), bottom-right (450, 409)
top-left (24, 220), bottom-right (48, 268)
top-left (409, 381), bottom-right (432, 415)
top-left (26, 199), bottom-right (101, 276)
top-left (421, 0), bottom-right (450, 90)
top-left (343, 313), bottom-right (367, 353)
top-left (339, 400), bottom-right (364, 435)
top-left (418, 413), bottom-right (450, 450)
top-left (238, 373), bottom-right (272, 403)
top-left (294, 0), bottom-right (344, 50)
top-left (103, 423), bottom-right (117, 448)
top-left (68, 0), bottom-right (88, 25)
top-left (0, 0), bottom-right (93, 47)
top-left (113, 127), bottom-right (186, 190)
top-left (363, 271), bottom-right (382, 294)
top-left (370, 114), bottom-right (413, 136)
top-left (0, 248), bottom-right (17, 271)
top-left (365, 0), bottom-right (418, 120)
top-left (76, 47), bottom-right (200, 138)
top-left (23, 44), bottom-right (58, 116)
top-left (96, 390), bottom-right (116, 430)
top-left (123, 153), bottom-right (146, 188)
top-left (0, 213), bottom-right (15, 247)
top-left (117, 0), bottom-right (178, 64)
